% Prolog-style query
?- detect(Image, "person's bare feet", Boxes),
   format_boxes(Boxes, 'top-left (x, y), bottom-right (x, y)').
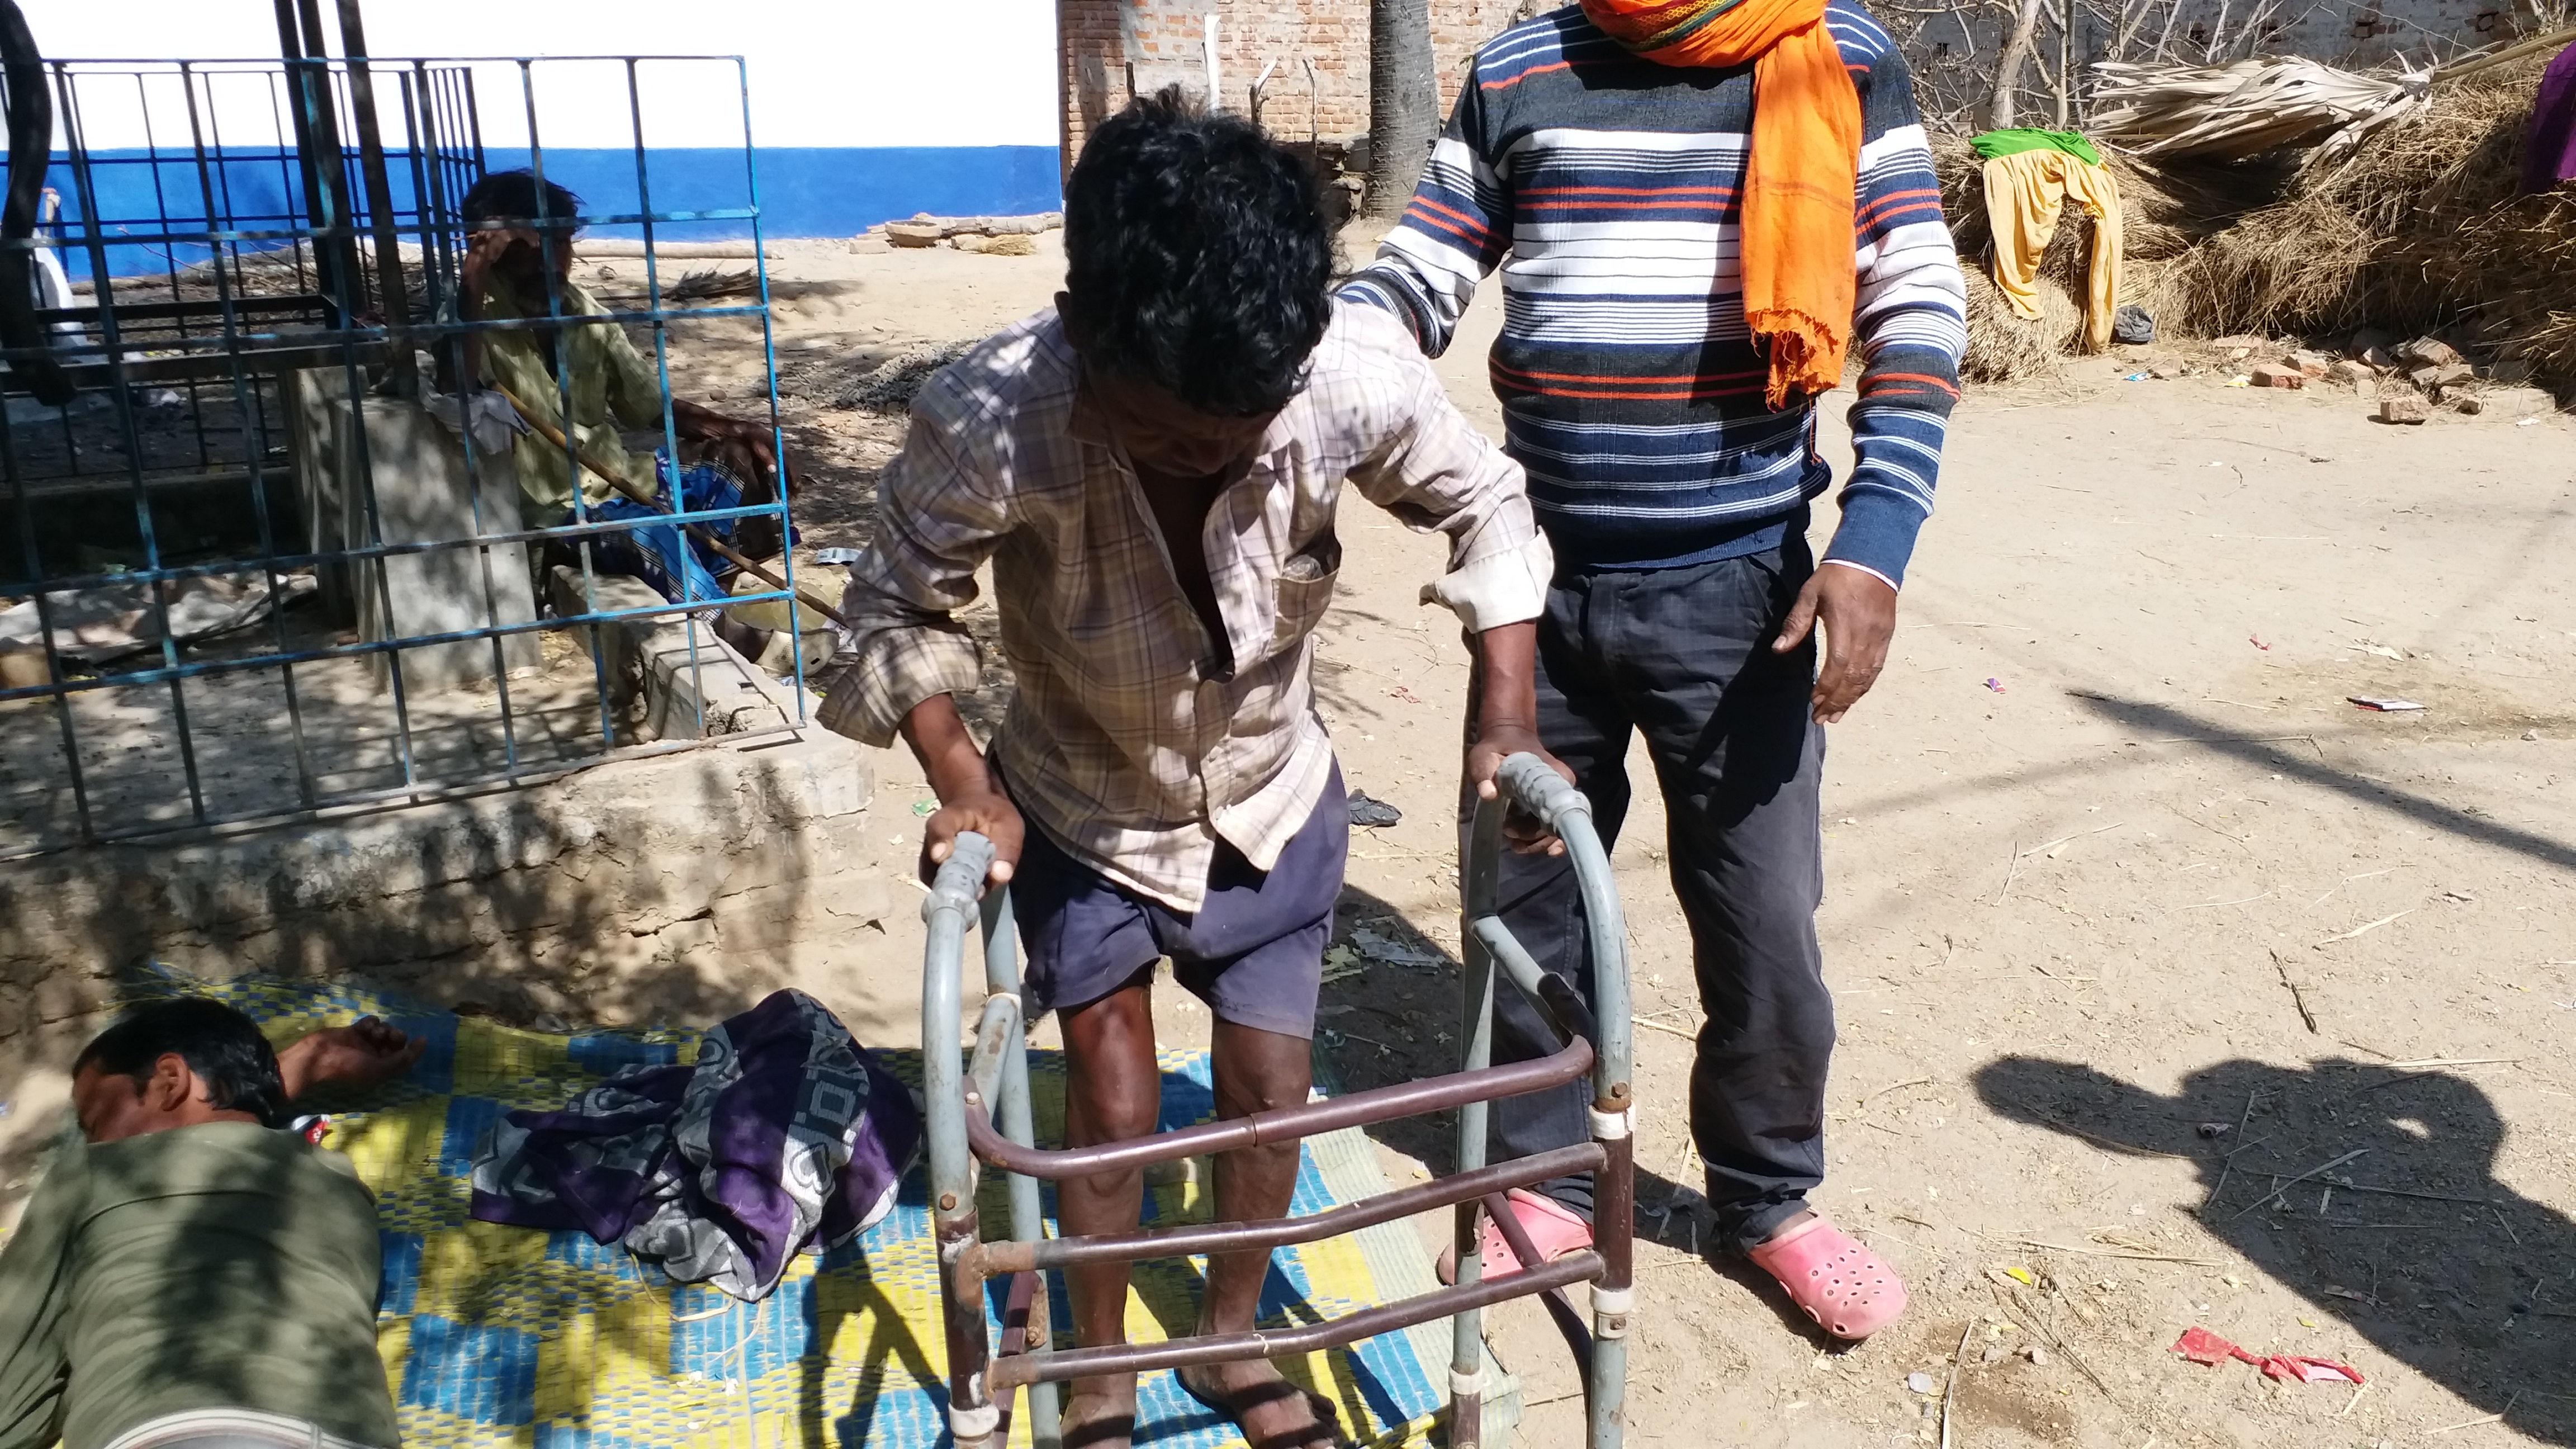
top-left (1059, 1373), bottom-right (1139, 1449)
top-left (1175, 1357), bottom-right (1342, 1449)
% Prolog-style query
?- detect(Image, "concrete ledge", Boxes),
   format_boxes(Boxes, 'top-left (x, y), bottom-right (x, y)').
top-left (0, 725), bottom-right (885, 1101)
top-left (549, 566), bottom-right (818, 742)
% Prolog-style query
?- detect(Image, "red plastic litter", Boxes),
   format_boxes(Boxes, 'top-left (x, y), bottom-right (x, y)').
top-left (2250, 634), bottom-right (2271, 651)
top-left (2170, 1327), bottom-right (2364, 1386)
top-left (1983, 677), bottom-right (2007, 693)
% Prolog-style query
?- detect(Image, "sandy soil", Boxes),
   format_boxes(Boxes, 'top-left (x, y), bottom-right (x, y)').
top-left (702, 231), bottom-right (2576, 1448)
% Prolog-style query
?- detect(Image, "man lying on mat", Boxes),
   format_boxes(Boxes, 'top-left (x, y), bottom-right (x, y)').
top-left (822, 89), bottom-right (1567, 1449)
top-left (0, 998), bottom-right (423, 1449)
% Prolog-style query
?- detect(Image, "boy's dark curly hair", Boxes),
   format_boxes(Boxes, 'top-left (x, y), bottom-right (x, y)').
top-left (1060, 88), bottom-right (1332, 418)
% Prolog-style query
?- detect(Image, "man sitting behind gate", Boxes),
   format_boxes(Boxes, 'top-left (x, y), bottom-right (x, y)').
top-left (0, 999), bottom-right (423, 1449)
top-left (455, 168), bottom-right (793, 612)
top-left (823, 89), bottom-right (1566, 1449)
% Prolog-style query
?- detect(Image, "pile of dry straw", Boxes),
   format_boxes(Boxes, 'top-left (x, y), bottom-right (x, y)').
top-left (1942, 55), bottom-right (2576, 385)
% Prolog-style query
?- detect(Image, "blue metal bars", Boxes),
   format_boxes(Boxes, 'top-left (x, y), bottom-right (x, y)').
top-left (0, 51), bottom-right (804, 858)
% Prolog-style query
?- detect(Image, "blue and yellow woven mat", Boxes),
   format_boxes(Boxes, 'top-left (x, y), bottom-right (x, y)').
top-left (130, 970), bottom-right (1472, 1448)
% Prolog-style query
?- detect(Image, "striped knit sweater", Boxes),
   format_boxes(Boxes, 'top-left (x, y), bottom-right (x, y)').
top-left (1341, 1), bottom-right (1967, 585)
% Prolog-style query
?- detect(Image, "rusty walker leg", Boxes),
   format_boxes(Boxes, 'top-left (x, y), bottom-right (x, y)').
top-left (1451, 817), bottom-right (1499, 1449)
top-left (925, 834), bottom-right (1000, 1448)
top-left (1478, 755), bottom-right (1634, 1449)
top-left (980, 888), bottom-right (1063, 1449)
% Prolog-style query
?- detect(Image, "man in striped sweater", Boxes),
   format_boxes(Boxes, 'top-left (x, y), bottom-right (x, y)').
top-left (1343, 0), bottom-right (1965, 1341)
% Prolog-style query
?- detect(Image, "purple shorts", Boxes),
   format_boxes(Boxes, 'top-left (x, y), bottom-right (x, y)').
top-left (1005, 766), bottom-right (1349, 1040)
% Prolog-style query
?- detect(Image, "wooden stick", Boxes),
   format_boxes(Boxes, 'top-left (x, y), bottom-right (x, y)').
top-left (2201, 1089), bottom-right (2262, 1218)
top-left (1983, 1234), bottom-right (2220, 1267)
top-left (2313, 910), bottom-right (2412, 948)
top-left (2229, 1148), bottom-right (2367, 1220)
top-left (1940, 1319), bottom-right (1973, 1449)
top-left (491, 385), bottom-right (850, 631)
top-left (2270, 948), bottom-right (2319, 1033)
top-left (2426, 1391), bottom-right (2517, 1434)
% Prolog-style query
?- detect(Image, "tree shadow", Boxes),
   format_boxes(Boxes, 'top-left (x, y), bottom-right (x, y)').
top-left (1975, 1054), bottom-right (2576, 1445)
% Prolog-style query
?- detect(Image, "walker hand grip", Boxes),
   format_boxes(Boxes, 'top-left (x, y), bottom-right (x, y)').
top-left (924, 830), bottom-right (996, 922)
top-left (1495, 751), bottom-right (1585, 830)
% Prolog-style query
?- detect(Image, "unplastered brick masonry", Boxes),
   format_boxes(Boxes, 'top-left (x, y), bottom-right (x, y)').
top-left (1058, 0), bottom-right (1537, 170)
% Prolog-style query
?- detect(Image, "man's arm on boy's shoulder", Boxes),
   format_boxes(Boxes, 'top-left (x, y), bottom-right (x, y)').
top-left (1337, 62), bottom-right (1511, 359)
top-left (1342, 319), bottom-right (1551, 639)
top-left (1344, 320), bottom-right (1569, 846)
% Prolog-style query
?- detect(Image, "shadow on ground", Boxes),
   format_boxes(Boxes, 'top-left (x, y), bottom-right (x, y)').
top-left (1977, 1054), bottom-right (2575, 1445)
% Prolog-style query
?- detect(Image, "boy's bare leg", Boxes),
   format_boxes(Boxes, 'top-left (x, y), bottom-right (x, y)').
top-left (1180, 1018), bottom-right (1339, 1447)
top-left (1058, 982), bottom-right (1161, 1447)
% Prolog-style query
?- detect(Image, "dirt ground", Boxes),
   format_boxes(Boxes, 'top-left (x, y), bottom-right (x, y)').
top-left (676, 229), bottom-right (2576, 1448)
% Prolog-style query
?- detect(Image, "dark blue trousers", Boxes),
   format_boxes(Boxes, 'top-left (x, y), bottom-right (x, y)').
top-left (1468, 542), bottom-right (1832, 1256)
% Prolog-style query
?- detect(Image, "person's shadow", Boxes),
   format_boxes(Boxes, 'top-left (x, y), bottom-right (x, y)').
top-left (1976, 1055), bottom-right (2575, 1445)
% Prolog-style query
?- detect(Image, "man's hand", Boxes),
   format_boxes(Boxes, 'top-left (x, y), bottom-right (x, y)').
top-left (901, 693), bottom-right (1022, 892)
top-left (277, 1016), bottom-right (425, 1102)
top-left (673, 400), bottom-right (787, 482)
top-left (1772, 562), bottom-right (1899, 724)
top-left (460, 225), bottom-right (535, 301)
top-left (1467, 722), bottom-right (1574, 856)
top-left (921, 782), bottom-right (1026, 892)
top-left (1468, 620), bottom-right (1574, 855)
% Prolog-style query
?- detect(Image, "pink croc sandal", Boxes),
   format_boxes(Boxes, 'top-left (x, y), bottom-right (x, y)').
top-left (1437, 1188), bottom-right (1594, 1284)
top-left (1747, 1212), bottom-right (1908, 1341)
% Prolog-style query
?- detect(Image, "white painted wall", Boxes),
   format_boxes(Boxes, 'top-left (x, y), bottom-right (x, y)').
top-left (23, 0), bottom-right (1059, 149)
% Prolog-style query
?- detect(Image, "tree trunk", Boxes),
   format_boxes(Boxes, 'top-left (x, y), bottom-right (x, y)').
top-left (1991, 0), bottom-right (2048, 130)
top-left (1365, 0), bottom-right (1437, 218)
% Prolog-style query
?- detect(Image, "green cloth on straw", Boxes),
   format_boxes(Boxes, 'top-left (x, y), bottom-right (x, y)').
top-left (1969, 128), bottom-right (2104, 167)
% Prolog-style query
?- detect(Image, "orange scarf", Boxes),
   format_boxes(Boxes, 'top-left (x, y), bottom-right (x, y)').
top-left (1581, 0), bottom-right (1860, 408)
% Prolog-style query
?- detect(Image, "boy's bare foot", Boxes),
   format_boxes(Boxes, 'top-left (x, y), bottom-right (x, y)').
top-left (1060, 1373), bottom-right (1140, 1449)
top-left (1175, 1358), bottom-right (1343, 1449)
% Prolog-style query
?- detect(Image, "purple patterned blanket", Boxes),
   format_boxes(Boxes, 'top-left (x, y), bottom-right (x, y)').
top-left (468, 989), bottom-right (921, 1300)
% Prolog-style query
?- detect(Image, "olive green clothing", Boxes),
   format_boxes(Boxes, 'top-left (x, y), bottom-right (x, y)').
top-left (472, 275), bottom-right (665, 517)
top-left (0, 1122), bottom-right (399, 1449)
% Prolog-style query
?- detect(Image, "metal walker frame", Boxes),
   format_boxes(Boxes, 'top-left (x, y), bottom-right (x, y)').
top-left (918, 754), bottom-right (1636, 1449)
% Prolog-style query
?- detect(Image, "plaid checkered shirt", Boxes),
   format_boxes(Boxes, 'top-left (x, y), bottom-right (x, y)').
top-left (820, 302), bottom-right (1553, 911)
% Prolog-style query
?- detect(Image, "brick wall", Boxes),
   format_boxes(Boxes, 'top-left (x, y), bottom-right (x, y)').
top-left (1058, 0), bottom-right (1531, 174)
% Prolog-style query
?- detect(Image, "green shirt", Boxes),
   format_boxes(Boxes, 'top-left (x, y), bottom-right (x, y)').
top-left (1968, 127), bottom-right (2105, 167)
top-left (473, 274), bottom-right (666, 519)
top-left (0, 1122), bottom-right (400, 1449)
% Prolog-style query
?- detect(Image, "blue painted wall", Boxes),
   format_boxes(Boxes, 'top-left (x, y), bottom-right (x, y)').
top-left (46, 144), bottom-right (1062, 280)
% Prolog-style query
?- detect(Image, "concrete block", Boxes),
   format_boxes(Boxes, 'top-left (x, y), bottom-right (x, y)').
top-left (885, 223), bottom-right (943, 248)
top-left (286, 372), bottom-right (541, 693)
top-left (548, 567), bottom-right (790, 742)
top-left (847, 234), bottom-right (892, 254)
top-left (2409, 362), bottom-right (2475, 390)
top-left (2250, 364), bottom-right (2305, 389)
top-left (2286, 349), bottom-right (2332, 377)
top-left (2379, 395), bottom-right (2429, 425)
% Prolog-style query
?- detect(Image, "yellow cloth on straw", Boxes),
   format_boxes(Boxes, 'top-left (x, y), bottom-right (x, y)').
top-left (1980, 148), bottom-right (2124, 354)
